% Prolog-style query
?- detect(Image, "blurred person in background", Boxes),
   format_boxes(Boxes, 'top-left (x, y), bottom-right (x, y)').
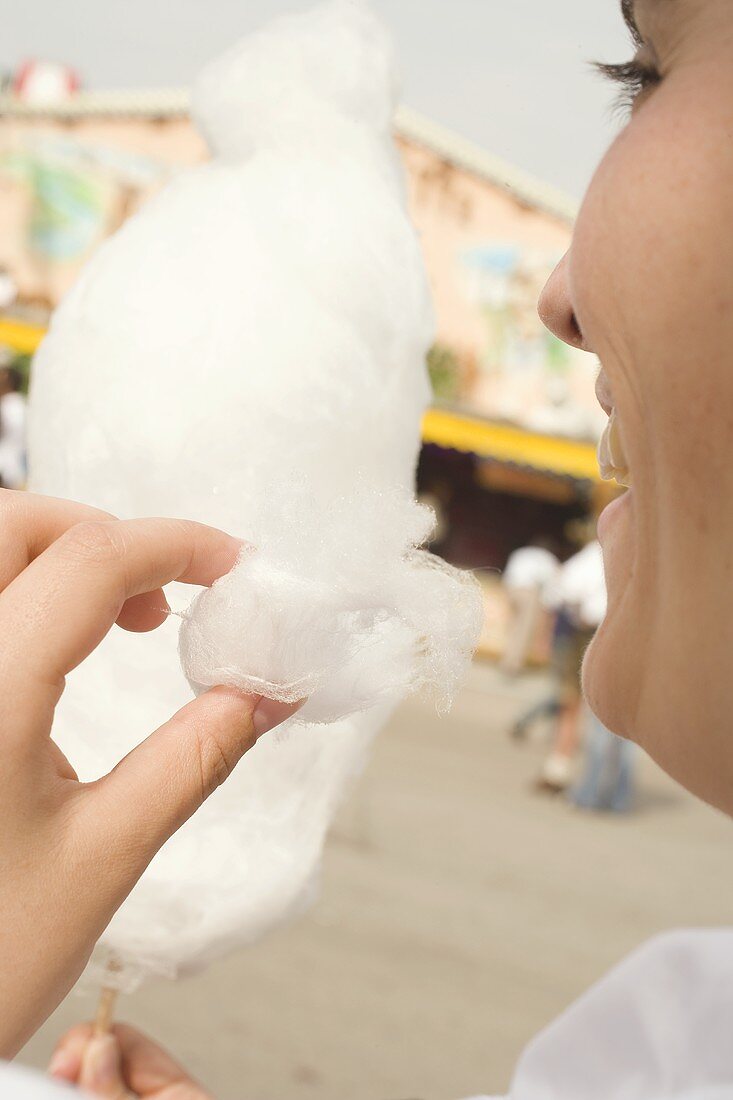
top-left (533, 539), bottom-right (606, 793)
top-left (571, 705), bottom-right (635, 813)
top-left (500, 537), bottom-right (559, 676)
top-left (5, 0), bottom-right (733, 1096)
top-left (510, 538), bottom-right (605, 793)
top-left (0, 357), bottom-right (27, 489)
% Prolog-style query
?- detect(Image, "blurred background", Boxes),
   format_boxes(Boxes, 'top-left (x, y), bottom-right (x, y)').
top-left (1, 2), bottom-right (731, 1098)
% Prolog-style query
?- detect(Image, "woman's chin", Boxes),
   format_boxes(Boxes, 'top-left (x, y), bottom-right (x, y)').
top-left (582, 513), bottom-right (644, 743)
top-left (581, 625), bottom-right (616, 730)
top-left (581, 621), bottom-right (634, 740)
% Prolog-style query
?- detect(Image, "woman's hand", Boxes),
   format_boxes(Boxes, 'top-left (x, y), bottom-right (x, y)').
top-left (50, 1023), bottom-right (211, 1098)
top-left (0, 489), bottom-right (298, 1057)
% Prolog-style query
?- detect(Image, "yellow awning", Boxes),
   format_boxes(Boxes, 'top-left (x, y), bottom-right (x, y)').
top-left (422, 407), bottom-right (602, 484)
top-left (0, 318), bottom-right (46, 355)
top-left (0, 325), bottom-right (601, 487)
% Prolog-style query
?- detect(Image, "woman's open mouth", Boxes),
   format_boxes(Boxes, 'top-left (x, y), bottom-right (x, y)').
top-left (596, 376), bottom-right (633, 546)
top-left (598, 407), bottom-right (631, 488)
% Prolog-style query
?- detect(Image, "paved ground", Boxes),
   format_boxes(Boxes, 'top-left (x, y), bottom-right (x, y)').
top-left (21, 664), bottom-right (733, 1099)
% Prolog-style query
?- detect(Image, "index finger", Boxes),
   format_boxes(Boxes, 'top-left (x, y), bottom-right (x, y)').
top-left (0, 489), bottom-right (170, 632)
top-left (0, 489), bottom-right (113, 591)
top-left (0, 517), bottom-right (243, 730)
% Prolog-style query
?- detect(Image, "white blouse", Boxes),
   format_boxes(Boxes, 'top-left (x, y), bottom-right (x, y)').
top-left (474, 929), bottom-right (733, 1100)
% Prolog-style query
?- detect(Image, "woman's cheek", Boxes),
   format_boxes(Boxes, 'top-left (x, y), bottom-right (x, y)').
top-left (575, 72), bottom-right (733, 810)
top-left (564, 106), bottom-right (689, 744)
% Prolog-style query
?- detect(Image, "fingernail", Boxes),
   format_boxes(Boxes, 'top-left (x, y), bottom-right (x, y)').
top-left (81, 1034), bottom-right (121, 1090)
top-left (252, 696), bottom-right (305, 738)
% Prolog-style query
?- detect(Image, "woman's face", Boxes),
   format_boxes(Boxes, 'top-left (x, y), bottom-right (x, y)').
top-left (539, 0), bottom-right (733, 813)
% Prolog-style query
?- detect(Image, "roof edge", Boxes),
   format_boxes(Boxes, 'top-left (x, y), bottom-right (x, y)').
top-left (395, 105), bottom-right (578, 224)
top-left (0, 88), bottom-right (190, 119)
top-left (0, 90), bottom-right (578, 222)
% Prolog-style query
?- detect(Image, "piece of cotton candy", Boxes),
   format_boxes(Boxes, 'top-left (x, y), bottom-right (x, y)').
top-left (28, 0), bottom-right (482, 991)
top-left (179, 487), bottom-right (480, 725)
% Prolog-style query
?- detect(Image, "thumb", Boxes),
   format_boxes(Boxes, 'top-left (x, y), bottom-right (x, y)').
top-left (79, 1034), bottom-right (134, 1098)
top-left (83, 686), bottom-right (302, 869)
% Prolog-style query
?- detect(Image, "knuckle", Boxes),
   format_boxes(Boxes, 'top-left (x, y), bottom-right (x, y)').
top-left (58, 520), bottom-right (125, 566)
top-left (192, 728), bottom-right (239, 801)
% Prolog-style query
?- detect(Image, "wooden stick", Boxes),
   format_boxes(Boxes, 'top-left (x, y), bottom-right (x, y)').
top-left (94, 958), bottom-right (121, 1036)
top-left (94, 985), bottom-right (119, 1036)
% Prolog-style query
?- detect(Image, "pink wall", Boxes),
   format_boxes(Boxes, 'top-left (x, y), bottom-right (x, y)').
top-left (0, 112), bottom-right (601, 438)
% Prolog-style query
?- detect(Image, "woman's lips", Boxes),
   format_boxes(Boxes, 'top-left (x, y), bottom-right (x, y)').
top-left (597, 488), bottom-right (632, 544)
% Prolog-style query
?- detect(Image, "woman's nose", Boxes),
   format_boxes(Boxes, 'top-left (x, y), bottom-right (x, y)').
top-left (538, 252), bottom-right (586, 351)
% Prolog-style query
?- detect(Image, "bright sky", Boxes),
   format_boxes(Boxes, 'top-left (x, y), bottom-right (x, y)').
top-left (0, 0), bottom-right (632, 199)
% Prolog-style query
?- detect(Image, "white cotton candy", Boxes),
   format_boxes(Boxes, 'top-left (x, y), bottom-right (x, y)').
top-left (179, 488), bottom-right (479, 725)
top-left (28, 0), bottom-right (482, 990)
